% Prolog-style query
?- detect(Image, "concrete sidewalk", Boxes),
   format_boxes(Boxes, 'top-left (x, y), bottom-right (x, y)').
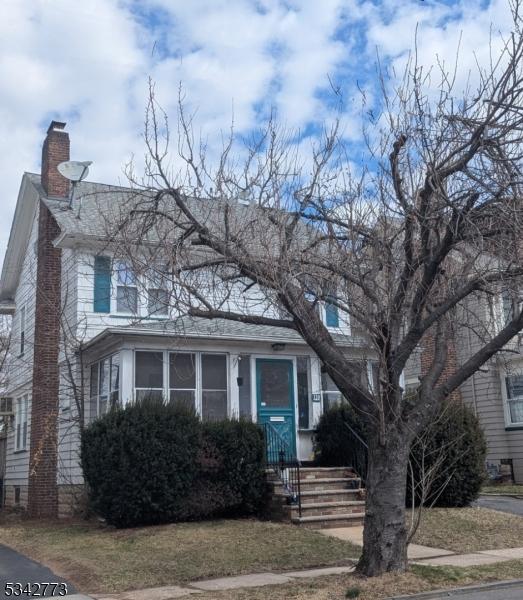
top-left (94, 565), bottom-right (356, 600)
top-left (319, 525), bottom-right (523, 567)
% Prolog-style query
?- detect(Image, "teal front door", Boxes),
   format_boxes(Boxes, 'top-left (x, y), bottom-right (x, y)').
top-left (256, 358), bottom-right (296, 455)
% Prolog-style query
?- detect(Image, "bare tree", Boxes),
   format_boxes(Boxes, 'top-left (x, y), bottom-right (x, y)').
top-left (103, 4), bottom-right (523, 576)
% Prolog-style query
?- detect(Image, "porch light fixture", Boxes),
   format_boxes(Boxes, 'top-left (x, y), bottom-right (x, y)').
top-left (271, 343), bottom-right (286, 352)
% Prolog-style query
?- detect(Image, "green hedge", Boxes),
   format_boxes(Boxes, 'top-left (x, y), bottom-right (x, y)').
top-left (81, 399), bottom-right (267, 527)
top-left (408, 401), bottom-right (487, 507)
top-left (314, 400), bottom-right (486, 508)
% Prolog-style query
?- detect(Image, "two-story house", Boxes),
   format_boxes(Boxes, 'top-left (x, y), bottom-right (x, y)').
top-left (0, 121), bottom-right (372, 517)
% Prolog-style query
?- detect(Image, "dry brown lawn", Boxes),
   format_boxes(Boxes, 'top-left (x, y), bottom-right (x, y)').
top-left (412, 507), bottom-right (523, 553)
top-left (0, 517), bottom-right (359, 594)
top-left (196, 560), bottom-right (523, 600)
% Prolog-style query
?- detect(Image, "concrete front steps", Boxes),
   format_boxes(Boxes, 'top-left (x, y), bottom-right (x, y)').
top-left (268, 466), bottom-right (366, 529)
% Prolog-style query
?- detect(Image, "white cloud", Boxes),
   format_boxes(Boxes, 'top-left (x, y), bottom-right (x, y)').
top-left (0, 0), bottom-right (517, 266)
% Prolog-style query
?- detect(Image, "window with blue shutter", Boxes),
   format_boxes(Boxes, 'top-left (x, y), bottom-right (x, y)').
top-left (94, 256), bottom-right (111, 313)
top-left (325, 297), bottom-right (340, 328)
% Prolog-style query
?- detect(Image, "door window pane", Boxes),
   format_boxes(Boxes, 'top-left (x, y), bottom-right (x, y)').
top-left (297, 357), bottom-right (310, 429)
top-left (259, 361), bottom-right (292, 408)
top-left (238, 355), bottom-right (252, 418)
top-left (135, 351), bottom-right (164, 389)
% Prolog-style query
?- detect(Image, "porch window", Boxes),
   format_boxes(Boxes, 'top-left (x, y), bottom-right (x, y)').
top-left (15, 394), bottom-right (28, 451)
top-left (238, 355), bottom-right (252, 418)
top-left (90, 353), bottom-right (120, 417)
top-left (116, 261), bottom-right (138, 314)
top-left (321, 372), bottom-right (342, 412)
top-left (505, 374), bottom-right (523, 425)
top-left (135, 351), bottom-right (164, 401)
top-left (201, 354), bottom-right (228, 421)
top-left (169, 352), bottom-right (196, 409)
top-left (297, 357), bottom-right (311, 429)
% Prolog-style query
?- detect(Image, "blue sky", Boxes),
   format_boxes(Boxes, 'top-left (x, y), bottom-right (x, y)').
top-left (0, 0), bottom-right (515, 264)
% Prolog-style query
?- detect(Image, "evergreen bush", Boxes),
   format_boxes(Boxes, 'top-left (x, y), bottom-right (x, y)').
top-left (81, 399), bottom-right (266, 527)
top-left (314, 400), bottom-right (486, 507)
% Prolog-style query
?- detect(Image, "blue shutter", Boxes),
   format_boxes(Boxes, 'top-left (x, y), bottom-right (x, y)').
top-left (94, 256), bottom-right (111, 313)
top-left (325, 298), bottom-right (339, 328)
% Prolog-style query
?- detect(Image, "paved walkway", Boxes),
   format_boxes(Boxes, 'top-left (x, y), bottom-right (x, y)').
top-left (0, 544), bottom-right (76, 598)
top-left (319, 525), bottom-right (523, 567)
top-left (475, 494), bottom-right (523, 516)
top-left (95, 566), bottom-right (357, 600)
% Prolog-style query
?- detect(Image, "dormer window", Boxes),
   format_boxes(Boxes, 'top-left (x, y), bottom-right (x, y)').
top-left (116, 261), bottom-right (138, 314)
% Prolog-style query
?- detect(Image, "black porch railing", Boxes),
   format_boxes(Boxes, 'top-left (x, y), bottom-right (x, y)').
top-left (263, 422), bottom-right (302, 518)
top-left (344, 421), bottom-right (368, 485)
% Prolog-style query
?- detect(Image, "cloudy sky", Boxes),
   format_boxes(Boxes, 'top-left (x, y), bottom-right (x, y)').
top-left (0, 0), bottom-right (515, 264)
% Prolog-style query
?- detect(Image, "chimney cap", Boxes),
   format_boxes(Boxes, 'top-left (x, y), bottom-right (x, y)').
top-left (47, 120), bottom-right (67, 134)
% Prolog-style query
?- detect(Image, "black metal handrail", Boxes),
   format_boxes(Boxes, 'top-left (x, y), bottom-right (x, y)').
top-left (263, 422), bottom-right (302, 518)
top-left (344, 421), bottom-right (368, 485)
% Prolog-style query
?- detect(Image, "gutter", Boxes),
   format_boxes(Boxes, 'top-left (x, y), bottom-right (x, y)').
top-left (82, 325), bottom-right (363, 352)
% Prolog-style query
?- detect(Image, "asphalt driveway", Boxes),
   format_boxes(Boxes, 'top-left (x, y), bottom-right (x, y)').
top-left (475, 494), bottom-right (523, 517)
top-left (0, 544), bottom-right (75, 597)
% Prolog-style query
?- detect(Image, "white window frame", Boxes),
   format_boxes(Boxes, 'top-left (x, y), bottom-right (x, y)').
top-left (105, 257), bottom-right (170, 319)
top-left (133, 350), bottom-right (230, 418)
top-left (169, 351), bottom-right (198, 409)
top-left (500, 365), bottom-right (523, 427)
top-left (134, 350), bottom-right (165, 401)
top-left (15, 394), bottom-right (29, 451)
top-left (320, 297), bottom-right (351, 334)
top-left (114, 260), bottom-right (138, 315)
top-left (89, 353), bottom-right (121, 418)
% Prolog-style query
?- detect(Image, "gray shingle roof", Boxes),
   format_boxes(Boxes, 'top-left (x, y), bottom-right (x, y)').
top-left (86, 316), bottom-right (363, 349)
top-left (26, 173), bottom-right (299, 251)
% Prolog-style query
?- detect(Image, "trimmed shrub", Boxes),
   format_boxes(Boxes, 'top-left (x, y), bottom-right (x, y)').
top-left (408, 401), bottom-right (487, 507)
top-left (314, 401), bottom-right (486, 507)
top-left (314, 403), bottom-right (364, 467)
top-left (81, 399), bottom-right (267, 527)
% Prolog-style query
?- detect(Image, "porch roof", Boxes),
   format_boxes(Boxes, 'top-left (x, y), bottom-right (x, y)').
top-left (84, 316), bottom-right (365, 351)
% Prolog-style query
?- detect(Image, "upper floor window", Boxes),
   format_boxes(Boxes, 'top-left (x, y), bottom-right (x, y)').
top-left (15, 394), bottom-right (28, 451)
top-left (19, 305), bottom-right (26, 356)
top-left (324, 297), bottom-right (340, 328)
top-left (93, 256), bottom-right (112, 313)
top-left (505, 373), bottom-right (523, 426)
top-left (115, 261), bottom-right (138, 314)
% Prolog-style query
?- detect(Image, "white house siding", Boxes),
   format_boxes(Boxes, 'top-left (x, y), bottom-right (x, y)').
top-left (4, 199), bottom-right (40, 506)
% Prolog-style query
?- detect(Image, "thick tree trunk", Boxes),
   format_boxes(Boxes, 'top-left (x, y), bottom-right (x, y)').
top-left (357, 428), bottom-right (411, 576)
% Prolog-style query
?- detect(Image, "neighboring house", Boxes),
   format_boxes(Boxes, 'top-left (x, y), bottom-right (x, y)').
top-left (0, 121), bottom-right (372, 517)
top-left (454, 293), bottom-right (523, 484)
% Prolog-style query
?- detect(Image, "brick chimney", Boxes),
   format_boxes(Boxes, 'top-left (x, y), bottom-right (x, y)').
top-left (28, 121), bottom-right (68, 518)
top-left (41, 120), bottom-right (70, 197)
